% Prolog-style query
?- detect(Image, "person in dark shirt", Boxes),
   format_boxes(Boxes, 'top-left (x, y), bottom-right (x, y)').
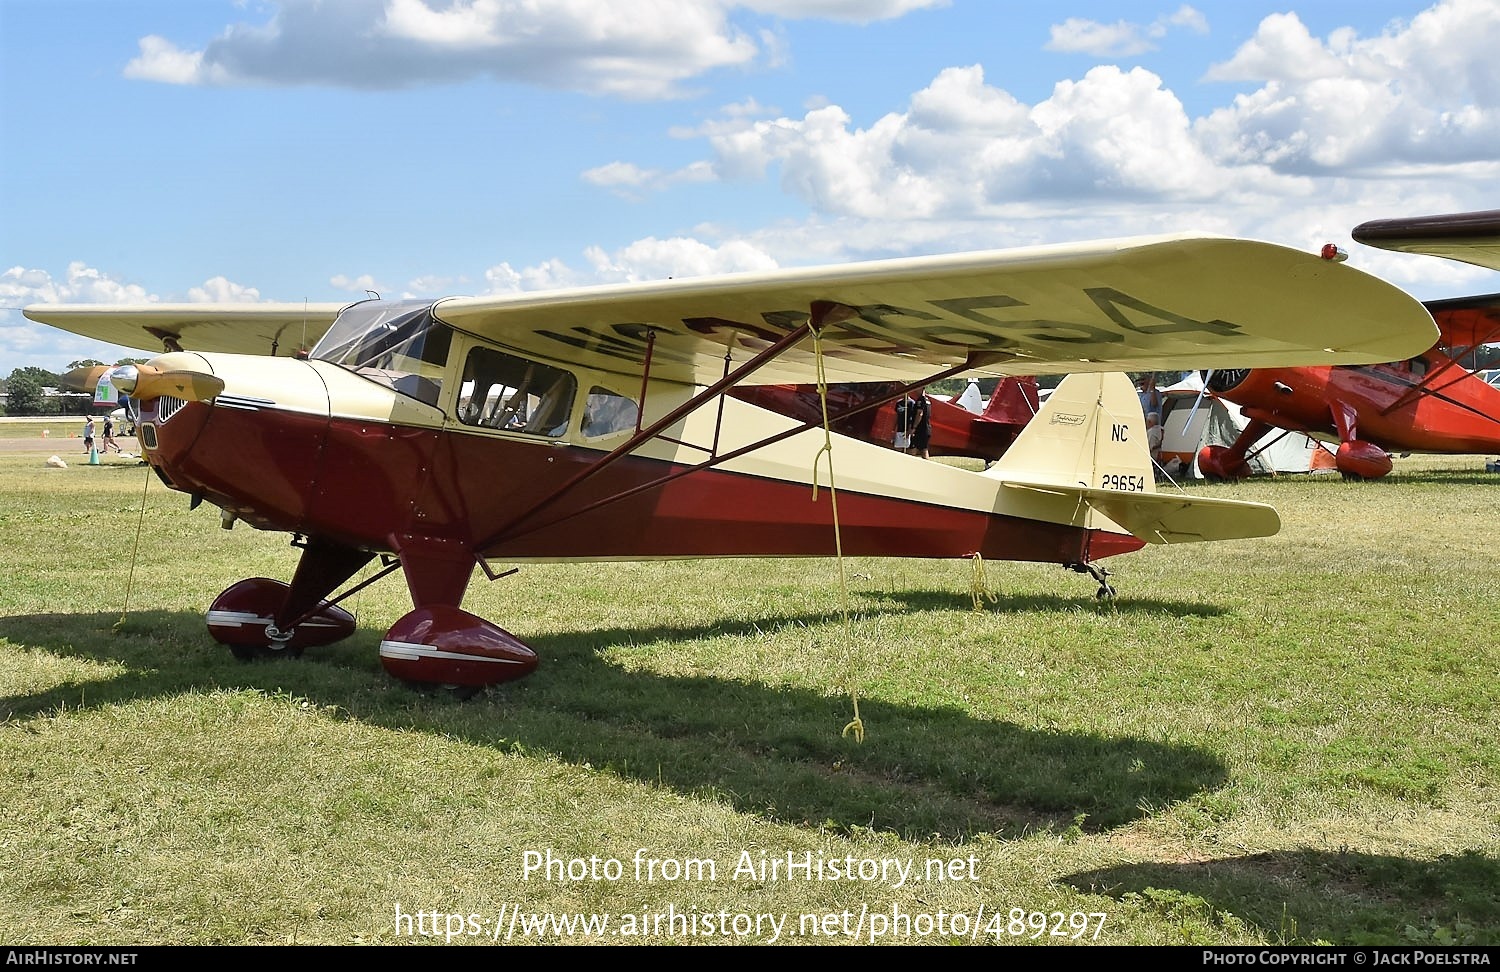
top-left (895, 387), bottom-right (933, 459)
top-left (102, 415), bottom-right (122, 454)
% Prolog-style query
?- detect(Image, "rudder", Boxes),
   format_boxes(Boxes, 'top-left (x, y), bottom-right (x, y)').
top-left (984, 372), bottom-right (1153, 494)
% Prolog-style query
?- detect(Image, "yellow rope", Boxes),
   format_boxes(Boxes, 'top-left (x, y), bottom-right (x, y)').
top-left (969, 552), bottom-right (998, 611)
top-left (808, 329), bottom-right (863, 743)
top-left (114, 461), bottom-right (153, 632)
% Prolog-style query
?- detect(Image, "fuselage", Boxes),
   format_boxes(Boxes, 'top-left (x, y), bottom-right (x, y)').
top-left (128, 306), bottom-right (1142, 577)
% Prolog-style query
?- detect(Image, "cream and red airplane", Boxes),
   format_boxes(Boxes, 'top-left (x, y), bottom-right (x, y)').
top-left (24, 233), bottom-right (1436, 696)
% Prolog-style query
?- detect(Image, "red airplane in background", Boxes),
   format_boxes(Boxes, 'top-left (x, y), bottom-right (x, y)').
top-left (1197, 210), bottom-right (1500, 481)
top-left (730, 376), bottom-right (1040, 463)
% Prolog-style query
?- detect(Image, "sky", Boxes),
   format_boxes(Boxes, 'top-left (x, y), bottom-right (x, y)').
top-left (3, 0), bottom-right (1499, 374)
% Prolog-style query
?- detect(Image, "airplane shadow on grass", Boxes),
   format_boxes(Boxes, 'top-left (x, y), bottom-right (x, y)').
top-left (1063, 849), bottom-right (1500, 946)
top-left (0, 591), bottom-right (1229, 843)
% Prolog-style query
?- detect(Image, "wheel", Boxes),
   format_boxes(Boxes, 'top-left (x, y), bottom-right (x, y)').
top-left (207, 577), bottom-right (356, 660)
top-left (379, 605), bottom-right (538, 692)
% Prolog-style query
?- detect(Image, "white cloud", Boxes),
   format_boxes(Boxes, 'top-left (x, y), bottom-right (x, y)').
top-left (123, 0), bottom-right (758, 98)
top-left (116, 0), bottom-right (943, 99)
top-left (122, 35), bottom-right (214, 84)
top-left (739, 0), bottom-right (948, 23)
top-left (1198, 0), bottom-right (1500, 173)
top-left (187, 276), bottom-right (263, 303)
top-left (475, 236), bottom-right (778, 293)
top-left (687, 63), bottom-right (1264, 222)
top-left (580, 160), bottom-right (716, 198)
top-left (2, 263), bottom-right (155, 307)
top-left (586, 236), bottom-right (778, 280)
top-left (1045, 5), bottom-right (1209, 57)
top-left (582, 161), bottom-right (659, 189)
top-left (330, 273), bottom-right (384, 295)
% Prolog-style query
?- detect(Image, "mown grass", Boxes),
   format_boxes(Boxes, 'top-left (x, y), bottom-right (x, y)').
top-left (0, 450), bottom-right (1496, 946)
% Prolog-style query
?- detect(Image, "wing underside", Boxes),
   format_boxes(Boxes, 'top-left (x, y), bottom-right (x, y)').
top-left (19, 303), bottom-right (350, 358)
top-left (1353, 210), bottom-right (1500, 272)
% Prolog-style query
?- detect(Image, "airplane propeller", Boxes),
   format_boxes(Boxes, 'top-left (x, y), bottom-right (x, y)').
top-left (108, 363), bottom-right (225, 403)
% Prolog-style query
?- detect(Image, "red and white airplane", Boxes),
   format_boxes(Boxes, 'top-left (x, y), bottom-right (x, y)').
top-left (1197, 210), bottom-right (1500, 481)
top-left (24, 234), bottom-right (1436, 696)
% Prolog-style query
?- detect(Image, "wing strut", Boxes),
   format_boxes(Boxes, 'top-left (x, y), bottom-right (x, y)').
top-left (1376, 356), bottom-right (1467, 415)
top-left (474, 303), bottom-right (975, 573)
top-left (477, 362), bottom-right (973, 569)
top-left (475, 308), bottom-right (825, 565)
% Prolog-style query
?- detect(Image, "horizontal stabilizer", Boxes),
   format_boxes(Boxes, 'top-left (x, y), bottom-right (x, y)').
top-left (987, 371), bottom-right (1281, 544)
top-left (1002, 481), bottom-right (1280, 543)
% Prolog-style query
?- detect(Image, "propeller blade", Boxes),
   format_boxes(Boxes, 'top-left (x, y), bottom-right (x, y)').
top-left (109, 364), bottom-right (225, 403)
top-left (1183, 369), bottom-right (1214, 433)
top-left (60, 365), bottom-right (112, 393)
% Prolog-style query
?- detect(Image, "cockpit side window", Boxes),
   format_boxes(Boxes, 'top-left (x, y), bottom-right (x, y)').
top-left (457, 346), bottom-right (577, 436)
top-left (582, 386), bottom-right (640, 438)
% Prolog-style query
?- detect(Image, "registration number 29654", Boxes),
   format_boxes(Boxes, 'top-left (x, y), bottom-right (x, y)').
top-left (1099, 474), bottom-right (1146, 492)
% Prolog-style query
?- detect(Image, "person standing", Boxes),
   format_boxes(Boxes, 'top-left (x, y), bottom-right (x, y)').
top-left (1138, 374), bottom-right (1162, 422)
top-left (1145, 411), bottom-right (1164, 463)
top-left (896, 387), bottom-right (933, 459)
top-left (102, 414), bottom-right (122, 454)
top-left (82, 416), bottom-right (96, 455)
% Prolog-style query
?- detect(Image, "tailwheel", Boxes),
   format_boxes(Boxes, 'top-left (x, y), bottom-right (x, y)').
top-left (379, 605), bottom-right (539, 697)
top-left (1067, 562), bottom-right (1116, 600)
top-left (206, 577), bottom-right (357, 661)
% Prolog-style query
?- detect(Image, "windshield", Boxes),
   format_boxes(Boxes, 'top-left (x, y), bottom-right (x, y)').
top-left (310, 298), bottom-right (451, 406)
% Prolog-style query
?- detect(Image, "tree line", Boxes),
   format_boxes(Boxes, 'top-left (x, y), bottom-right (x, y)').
top-left (1, 358), bottom-right (148, 416)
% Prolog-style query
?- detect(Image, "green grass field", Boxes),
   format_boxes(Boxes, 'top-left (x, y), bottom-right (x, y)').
top-left (0, 449), bottom-right (1496, 945)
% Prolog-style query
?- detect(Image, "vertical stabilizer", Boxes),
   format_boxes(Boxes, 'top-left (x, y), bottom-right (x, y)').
top-left (982, 372), bottom-right (1280, 544)
top-left (984, 372), bottom-right (1153, 494)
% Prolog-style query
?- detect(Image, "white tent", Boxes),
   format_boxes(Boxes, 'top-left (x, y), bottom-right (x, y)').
top-left (1156, 373), bottom-right (1336, 478)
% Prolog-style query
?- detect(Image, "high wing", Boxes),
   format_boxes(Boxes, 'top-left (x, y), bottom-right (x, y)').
top-left (1352, 209), bottom-right (1500, 351)
top-left (427, 233), bottom-right (1436, 386)
top-left (19, 302), bottom-right (350, 357)
top-left (1353, 209), bottom-right (1500, 272)
top-left (24, 233), bottom-right (1437, 385)
top-left (1425, 293), bottom-right (1500, 352)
